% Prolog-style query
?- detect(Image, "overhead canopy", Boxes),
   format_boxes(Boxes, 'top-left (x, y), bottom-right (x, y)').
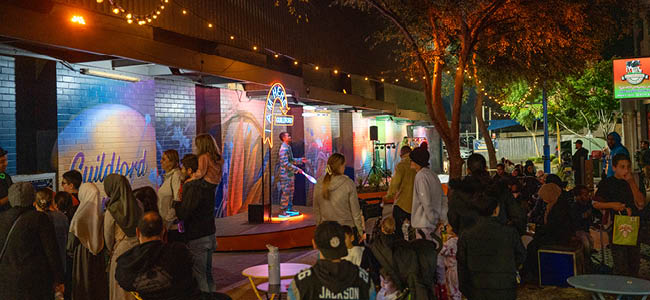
top-left (488, 119), bottom-right (520, 131)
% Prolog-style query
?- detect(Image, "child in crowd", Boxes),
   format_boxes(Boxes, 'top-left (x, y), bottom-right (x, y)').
top-left (440, 225), bottom-right (461, 300)
top-left (594, 154), bottom-right (646, 276)
top-left (190, 134), bottom-right (223, 186)
top-left (55, 191), bottom-right (77, 222)
top-left (571, 186), bottom-right (594, 251)
top-left (342, 225), bottom-right (365, 266)
top-left (376, 270), bottom-right (399, 300)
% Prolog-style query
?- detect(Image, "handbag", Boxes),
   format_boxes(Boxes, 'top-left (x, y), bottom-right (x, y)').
top-left (0, 211), bottom-right (26, 262)
top-left (612, 212), bottom-right (640, 246)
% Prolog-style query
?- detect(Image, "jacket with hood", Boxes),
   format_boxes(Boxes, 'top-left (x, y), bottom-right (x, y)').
top-left (314, 175), bottom-right (365, 234)
top-left (288, 260), bottom-right (376, 300)
top-left (607, 132), bottom-right (630, 177)
top-left (174, 179), bottom-right (216, 241)
top-left (116, 240), bottom-right (200, 300)
top-left (412, 168), bottom-right (444, 229)
top-left (448, 175), bottom-right (526, 236)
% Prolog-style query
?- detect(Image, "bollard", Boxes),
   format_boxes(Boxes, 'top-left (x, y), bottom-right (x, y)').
top-left (267, 244), bottom-right (280, 295)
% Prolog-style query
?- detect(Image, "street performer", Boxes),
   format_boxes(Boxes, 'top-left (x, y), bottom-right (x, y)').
top-left (278, 132), bottom-right (307, 215)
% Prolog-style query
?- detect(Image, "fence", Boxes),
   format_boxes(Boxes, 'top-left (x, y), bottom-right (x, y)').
top-left (485, 135), bottom-right (559, 163)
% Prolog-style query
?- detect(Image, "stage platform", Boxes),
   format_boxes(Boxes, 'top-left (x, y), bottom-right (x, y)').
top-left (215, 206), bottom-right (315, 252)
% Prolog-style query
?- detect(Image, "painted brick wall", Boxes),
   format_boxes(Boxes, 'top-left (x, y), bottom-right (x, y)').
top-left (154, 77), bottom-right (196, 181)
top-left (56, 63), bottom-right (158, 194)
top-left (0, 56), bottom-right (16, 175)
top-left (352, 112), bottom-right (375, 180)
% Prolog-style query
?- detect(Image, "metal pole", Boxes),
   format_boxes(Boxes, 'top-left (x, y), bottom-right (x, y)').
top-left (543, 85), bottom-right (551, 173)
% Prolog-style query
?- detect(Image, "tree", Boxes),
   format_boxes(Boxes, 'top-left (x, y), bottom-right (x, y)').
top-left (550, 60), bottom-right (621, 140)
top-left (287, 0), bottom-right (621, 178)
top-left (500, 81), bottom-right (543, 156)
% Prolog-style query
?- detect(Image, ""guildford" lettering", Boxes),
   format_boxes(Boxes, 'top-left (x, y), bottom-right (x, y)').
top-left (70, 150), bottom-right (149, 183)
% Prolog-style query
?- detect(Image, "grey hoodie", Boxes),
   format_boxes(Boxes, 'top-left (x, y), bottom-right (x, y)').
top-left (313, 175), bottom-right (365, 234)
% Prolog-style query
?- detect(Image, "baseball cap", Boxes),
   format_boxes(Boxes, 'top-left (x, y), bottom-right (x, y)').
top-left (313, 221), bottom-right (348, 260)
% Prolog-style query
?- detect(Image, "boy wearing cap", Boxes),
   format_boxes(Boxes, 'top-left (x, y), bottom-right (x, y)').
top-left (409, 147), bottom-right (444, 240)
top-left (0, 147), bottom-right (13, 212)
top-left (288, 221), bottom-right (376, 300)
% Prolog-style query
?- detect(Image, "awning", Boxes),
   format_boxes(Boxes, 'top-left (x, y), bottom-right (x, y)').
top-left (488, 119), bottom-right (519, 130)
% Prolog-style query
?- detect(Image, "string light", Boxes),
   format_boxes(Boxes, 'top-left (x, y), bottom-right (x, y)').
top-left (230, 35), bottom-right (235, 40)
top-left (381, 78), bottom-right (385, 82)
top-left (208, 23), bottom-right (213, 28)
top-left (347, 74), bottom-right (351, 78)
top-left (293, 61), bottom-right (299, 65)
top-left (252, 46), bottom-right (258, 51)
top-left (182, 9), bottom-right (187, 15)
top-left (70, 15), bottom-right (86, 25)
top-left (364, 77), bottom-right (369, 81)
top-left (314, 66), bottom-right (319, 70)
top-left (112, 8), bottom-right (120, 14)
top-left (333, 69), bottom-right (339, 74)
top-left (274, 54), bottom-right (279, 58)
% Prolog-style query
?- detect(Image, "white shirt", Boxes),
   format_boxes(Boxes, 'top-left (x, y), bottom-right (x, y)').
top-left (411, 167), bottom-right (444, 229)
top-left (342, 246), bottom-right (364, 266)
top-left (157, 168), bottom-right (182, 230)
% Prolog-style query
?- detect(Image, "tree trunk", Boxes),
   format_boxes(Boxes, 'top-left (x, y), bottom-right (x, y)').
top-left (530, 128), bottom-right (540, 157)
top-left (472, 58), bottom-right (497, 168)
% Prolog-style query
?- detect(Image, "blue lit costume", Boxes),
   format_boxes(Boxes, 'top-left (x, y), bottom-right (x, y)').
top-left (278, 142), bottom-right (302, 211)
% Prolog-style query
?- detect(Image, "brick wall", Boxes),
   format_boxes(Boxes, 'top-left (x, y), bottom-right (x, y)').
top-left (56, 63), bottom-right (158, 194)
top-left (154, 77), bottom-right (197, 179)
top-left (0, 56), bottom-right (16, 175)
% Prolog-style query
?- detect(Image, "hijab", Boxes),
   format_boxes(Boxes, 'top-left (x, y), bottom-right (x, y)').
top-left (8, 182), bottom-right (35, 208)
top-left (104, 174), bottom-right (142, 237)
top-left (70, 183), bottom-right (104, 255)
top-left (538, 183), bottom-right (562, 224)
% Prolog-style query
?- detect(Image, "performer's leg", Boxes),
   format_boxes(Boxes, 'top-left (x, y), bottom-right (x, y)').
top-left (286, 179), bottom-right (295, 211)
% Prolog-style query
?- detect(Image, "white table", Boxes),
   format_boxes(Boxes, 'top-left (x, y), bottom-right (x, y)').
top-left (242, 263), bottom-right (310, 300)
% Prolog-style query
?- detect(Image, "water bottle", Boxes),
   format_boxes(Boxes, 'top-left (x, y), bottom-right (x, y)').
top-left (267, 244), bottom-right (280, 295)
top-left (402, 220), bottom-right (410, 241)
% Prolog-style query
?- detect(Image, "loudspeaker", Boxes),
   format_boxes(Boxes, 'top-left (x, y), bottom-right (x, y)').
top-left (248, 204), bottom-right (264, 224)
top-left (369, 126), bottom-right (378, 141)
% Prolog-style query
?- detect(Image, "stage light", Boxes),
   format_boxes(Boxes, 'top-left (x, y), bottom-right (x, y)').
top-left (80, 68), bottom-right (140, 82)
top-left (271, 214), bottom-right (304, 222)
top-left (70, 15), bottom-right (86, 25)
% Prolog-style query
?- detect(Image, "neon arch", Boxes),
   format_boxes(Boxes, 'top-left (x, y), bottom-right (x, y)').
top-left (262, 82), bottom-right (293, 148)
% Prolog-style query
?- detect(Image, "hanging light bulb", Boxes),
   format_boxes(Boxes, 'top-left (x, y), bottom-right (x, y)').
top-left (274, 54), bottom-right (279, 58)
top-left (208, 23), bottom-right (213, 28)
top-left (230, 35), bottom-right (235, 40)
top-left (153, 15), bottom-right (157, 19)
top-left (96, 0), bottom-right (103, 3)
top-left (253, 46), bottom-right (258, 51)
top-left (112, 8), bottom-right (120, 14)
top-left (293, 61), bottom-right (298, 65)
top-left (126, 13), bottom-right (132, 19)
top-left (182, 9), bottom-right (187, 15)
top-left (314, 66), bottom-right (319, 70)
top-left (127, 19), bottom-right (133, 24)
top-left (333, 69), bottom-right (339, 74)
top-left (364, 77), bottom-right (368, 81)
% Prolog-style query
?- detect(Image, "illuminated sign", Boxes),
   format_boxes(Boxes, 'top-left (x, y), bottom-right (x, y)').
top-left (262, 82), bottom-right (293, 148)
top-left (614, 58), bottom-right (650, 99)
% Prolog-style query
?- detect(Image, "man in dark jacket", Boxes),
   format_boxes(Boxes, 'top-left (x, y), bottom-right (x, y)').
top-left (572, 140), bottom-right (589, 185)
top-left (0, 182), bottom-right (64, 300)
top-left (174, 154), bottom-right (217, 295)
top-left (288, 221), bottom-right (376, 300)
top-left (448, 154), bottom-right (526, 237)
top-left (457, 190), bottom-right (525, 300)
top-left (116, 211), bottom-right (203, 300)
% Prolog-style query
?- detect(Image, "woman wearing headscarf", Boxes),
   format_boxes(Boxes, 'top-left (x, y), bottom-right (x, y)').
top-left (523, 183), bottom-right (573, 282)
top-left (0, 182), bottom-right (64, 300)
top-left (104, 174), bottom-right (143, 300)
top-left (67, 182), bottom-right (108, 300)
top-left (606, 132), bottom-right (630, 177)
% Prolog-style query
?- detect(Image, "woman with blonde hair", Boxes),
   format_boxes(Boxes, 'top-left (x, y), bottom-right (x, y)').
top-left (313, 153), bottom-right (364, 236)
top-left (190, 134), bottom-right (223, 186)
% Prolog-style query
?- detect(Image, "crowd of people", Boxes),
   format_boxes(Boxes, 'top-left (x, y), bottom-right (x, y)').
top-left (0, 133), bottom-right (231, 300)
top-left (295, 131), bottom-right (650, 300)
top-left (1, 129), bottom-right (648, 300)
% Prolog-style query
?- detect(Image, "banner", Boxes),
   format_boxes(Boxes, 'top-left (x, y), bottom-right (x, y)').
top-left (614, 58), bottom-right (650, 99)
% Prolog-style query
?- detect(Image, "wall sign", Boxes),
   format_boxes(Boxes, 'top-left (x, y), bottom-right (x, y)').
top-left (262, 82), bottom-right (293, 148)
top-left (614, 58), bottom-right (650, 99)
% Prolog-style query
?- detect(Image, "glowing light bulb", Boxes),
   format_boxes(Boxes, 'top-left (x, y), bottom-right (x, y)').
top-left (160, 5), bottom-right (165, 9)
top-left (347, 74), bottom-right (351, 78)
top-left (274, 54), bottom-right (279, 58)
top-left (208, 23), bottom-right (213, 28)
top-left (156, 11), bottom-right (161, 15)
top-left (153, 15), bottom-right (157, 19)
top-left (364, 77), bottom-right (368, 81)
top-left (333, 69), bottom-right (339, 74)
top-left (112, 8), bottom-right (120, 14)
top-left (315, 66), bottom-right (319, 70)
top-left (70, 16), bottom-right (86, 25)
top-left (293, 61), bottom-right (298, 65)
top-left (253, 46), bottom-right (258, 51)
top-left (381, 78), bottom-right (385, 82)
top-left (126, 13), bottom-right (132, 19)
top-left (182, 10), bottom-right (187, 14)
top-left (230, 36), bottom-right (235, 40)
top-left (96, 0), bottom-right (103, 3)
top-left (127, 19), bottom-right (133, 24)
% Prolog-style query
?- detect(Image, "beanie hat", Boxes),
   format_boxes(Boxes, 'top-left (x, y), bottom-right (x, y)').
top-left (409, 147), bottom-right (430, 167)
top-left (314, 221), bottom-right (348, 260)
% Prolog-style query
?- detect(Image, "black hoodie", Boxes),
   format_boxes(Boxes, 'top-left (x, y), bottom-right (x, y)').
top-left (288, 260), bottom-right (376, 300)
top-left (115, 240), bottom-right (201, 300)
top-left (448, 175), bottom-right (526, 236)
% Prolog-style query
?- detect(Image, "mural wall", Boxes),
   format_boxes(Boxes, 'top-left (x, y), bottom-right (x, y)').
top-left (56, 63), bottom-right (158, 195)
top-left (0, 55), bottom-right (16, 175)
top-left (302, 108), bottom-right (333, 206)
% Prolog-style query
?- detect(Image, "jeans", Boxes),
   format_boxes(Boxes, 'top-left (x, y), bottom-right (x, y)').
top-left (187, 234), bottom-right (217, 293)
